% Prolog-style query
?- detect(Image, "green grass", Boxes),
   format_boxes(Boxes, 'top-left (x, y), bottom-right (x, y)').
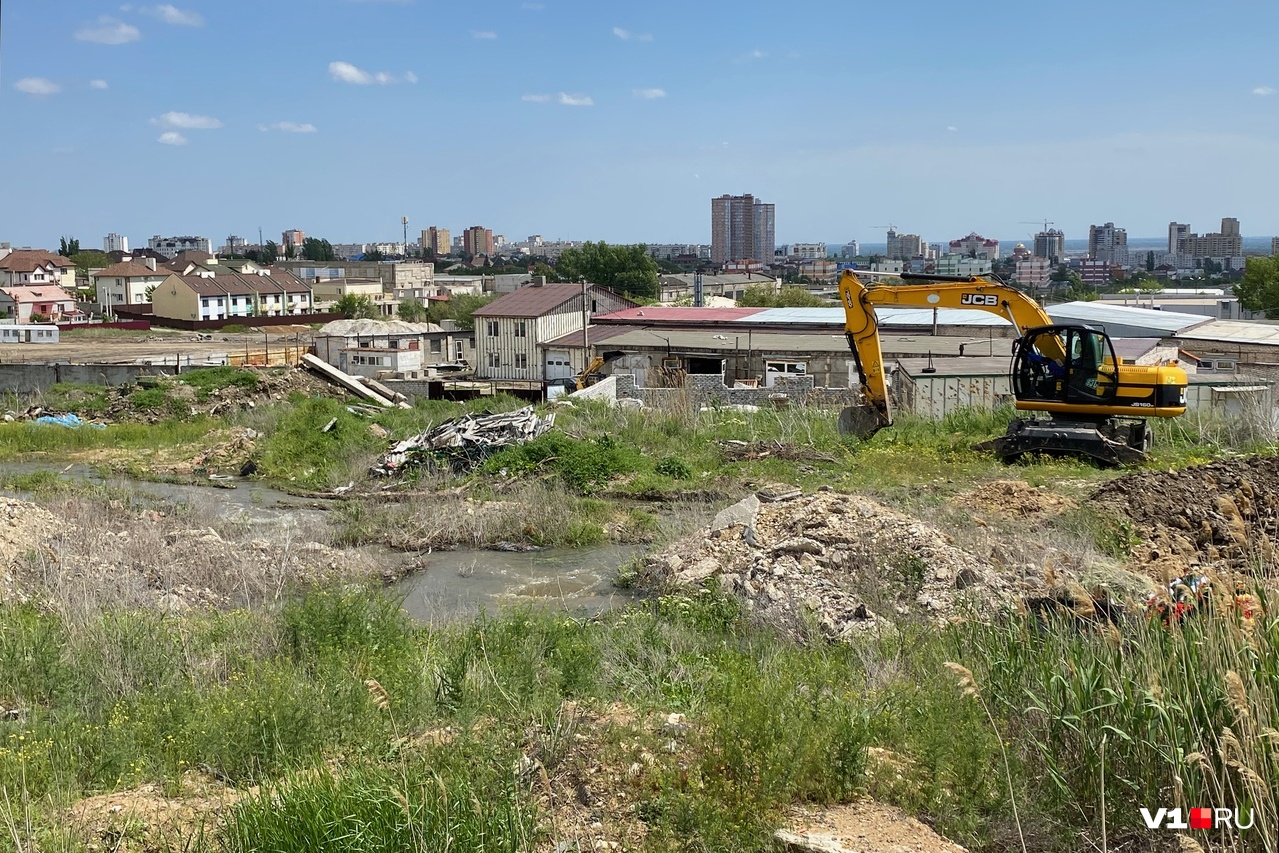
top-left (0, 418), bottom-right (220, 460)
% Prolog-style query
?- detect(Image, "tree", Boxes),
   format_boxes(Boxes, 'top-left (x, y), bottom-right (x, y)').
top-left (1235, 255), bottom-right (1279, 318)
top-left (531, 262), bottom-right (558, 282)
top-left (363, 247), bottom-right (386, 262)
top-left (70, 250), bottom-right (110, 278)
top-left (426, 293), bottom-right (496, 331)
top-left (284, 241), bottom-right (296, 260)
top-left (738, 284), bottom-right (829, 308)
top-left (333, 294), bottom-right (378, 319)
top-left (1146, 250), bottom-right (1156, 272)
top-left (301, 238), bottom-right (336, 262)
top-left (144, 284), bottom-right (159, 301)
top-left (553, 242), bottom-right (659, 299)
top-left (397, 297), bottom-right (428, 323)
top-left (58, 236), bottom-right (80, 257)
top-left (262, 241), bottom-right (279, 265)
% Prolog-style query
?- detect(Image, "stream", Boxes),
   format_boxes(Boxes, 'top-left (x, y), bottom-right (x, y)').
top-left (3, 462), bottom-right (642, 621)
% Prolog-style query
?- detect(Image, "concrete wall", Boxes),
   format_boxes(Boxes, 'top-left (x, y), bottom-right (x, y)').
top-left (614, 372), bottom-right (858, 408)
top-left (0, 363), bottom-right (179, 394)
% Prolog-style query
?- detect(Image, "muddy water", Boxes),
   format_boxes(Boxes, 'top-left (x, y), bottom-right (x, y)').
top-left (3, 461), bottom-right (641, 620)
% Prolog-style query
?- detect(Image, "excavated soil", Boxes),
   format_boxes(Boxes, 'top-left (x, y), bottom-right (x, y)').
top-left (779, 801), bottom-right (968, 852)
top-left (66, 771), bottom-right (246, 853)
top-left (0, 496), bottom-right (65, 602)
top-left (642, 489), bottom-right (1021, 639)
top-left (1091, 455), bottom-right (1279, 581)
top-left (950, 480), bottom-right (1074, 519)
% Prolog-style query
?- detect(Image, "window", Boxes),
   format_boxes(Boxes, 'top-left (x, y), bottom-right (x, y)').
top-left (514, 321), bottom-right (527, 337)
top-left (429, 339), bottom-right (442, 353)
top-left (487, 320), bottom-right (499, 337)
top-left (455, 341), bottom-right (464, 361)
top-left (515, 353), bottom-right (527, 369)
top-left (488, 352), bottom-right (500, 368)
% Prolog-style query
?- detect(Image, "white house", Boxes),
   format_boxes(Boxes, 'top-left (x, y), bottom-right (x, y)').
top-left (0, 249), bottom-right (76, 291)
top-left (92, 257), bottom-right (171, 309)
top-left (472, 282), bottom-right (637, 382)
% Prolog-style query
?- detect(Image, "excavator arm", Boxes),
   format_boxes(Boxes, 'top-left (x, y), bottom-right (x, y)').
top-left (838, 270), bottom-right (1063, 436)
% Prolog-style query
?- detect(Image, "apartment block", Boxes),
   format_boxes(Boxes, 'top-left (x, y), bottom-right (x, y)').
top-left (1033, 229), bottom-right (1065, 261)
top-left (463, 226), bottom-right (494, 257)
top-left (1088, 223), bottom-right (1128, 265)
top-left (420, 227), bottom-right (451, 255)
top-left (711, 194), bottom-right (774, 263)
top-left (147, 235), bottom-right (213, 259)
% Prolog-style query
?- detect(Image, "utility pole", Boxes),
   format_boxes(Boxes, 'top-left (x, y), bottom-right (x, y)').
top-left (401, 216), bottom-right (409, 258)
top-left (580, 276), bottom-right (589, 375)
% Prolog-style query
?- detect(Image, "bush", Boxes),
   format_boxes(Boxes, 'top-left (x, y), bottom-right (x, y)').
top-left (654, 455), bottom-right (693, 480)
top-left (482, 432), bottom-right (642, 493)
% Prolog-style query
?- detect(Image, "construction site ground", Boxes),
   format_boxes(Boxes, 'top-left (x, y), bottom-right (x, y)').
top-left (0, 326), bottom-right (316, 365)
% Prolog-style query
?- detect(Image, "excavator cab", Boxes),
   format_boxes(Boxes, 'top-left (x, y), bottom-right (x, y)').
top-left (1012, 325), bottom-right (1119, 408)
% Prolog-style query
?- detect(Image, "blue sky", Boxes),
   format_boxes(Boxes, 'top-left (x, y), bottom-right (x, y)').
top-left (5, 0), bottom-right (1279, 250)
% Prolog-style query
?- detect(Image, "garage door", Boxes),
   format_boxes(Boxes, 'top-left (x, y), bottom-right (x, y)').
top-left (544, 350), bottom-right (574, 380)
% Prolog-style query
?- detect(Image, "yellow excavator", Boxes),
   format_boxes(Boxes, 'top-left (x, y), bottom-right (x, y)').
top-left (837, 270), bottom-right (1188, 464)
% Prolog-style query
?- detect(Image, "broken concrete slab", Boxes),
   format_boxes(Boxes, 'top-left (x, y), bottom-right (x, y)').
top-left (711, 494), bottom-right (760, 533)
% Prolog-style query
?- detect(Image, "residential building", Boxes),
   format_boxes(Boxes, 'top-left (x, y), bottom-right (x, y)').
top-left (648, 244), bottom-right (711, 261)
top-left (0, 285), bottom-right (78, 322)
top-left (92, 257), bottom-right (172, 309)
top-left (1088, 223), bottom-right (1128, 265)
top-left (0, 248), bottom-right (76, 291)
top-left (711, 194), bottom-right (775, 263)
top-left (147, 235), bottom-right (213, 259)
top-left (473, 282), bottom-right (636, 382)
top-left (778, 243), bottom-right (827, 260)
top-left (799, 259), bottom-right (838, 281)
top-left (311, 279), bottom-right (399, 316)
top-left (949, 232), bottom-right (1000, 260)
top-left (278, 259), bottom-right (433, 292)
top-left (1014, 257), bottom-right (1051, 290)
top-left (463, 226), bottom-right (494, 257)
top-left (933, 254), bottom-right (992, 276)
top-left (1078, 259), bottom-right (1117, 287)
top-left (1272, 237), bottom-right (1279, 256)
top-left (150, 264), bottom-right (313, 322)
top-left (1172, 217), bottom-right (1243, 258)
top-left (840, 240), bottom-right (860, 257)
top-left (658, 272), bottom-right (778, 303)
top-left (221, 235), bottom-right (249, 255)
top-left (421, 227), bottom-right (451, 255)
top-left (282, 229), bottom-right (305, 250)
top-left (314, 318), bottom-right (450, 380)
top-left (104, 232), bottom-right (129, 253)
top-left (0, 325), bottom-right (60, 344)
top-left (1032, 229), bottom-right (1065, 262)
top-left (885, 229), bottom-right (925, 260)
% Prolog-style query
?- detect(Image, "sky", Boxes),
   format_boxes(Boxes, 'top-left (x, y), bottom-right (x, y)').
top-left (5, 0), bottom-right (1279, 250)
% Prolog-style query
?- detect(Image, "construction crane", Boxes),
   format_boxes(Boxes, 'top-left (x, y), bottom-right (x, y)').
top-left (1021, 220), bottom-right (1055, 233)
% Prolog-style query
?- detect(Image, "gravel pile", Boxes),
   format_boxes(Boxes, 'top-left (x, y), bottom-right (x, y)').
top-left (641, 489), bottom-right (1018, 640)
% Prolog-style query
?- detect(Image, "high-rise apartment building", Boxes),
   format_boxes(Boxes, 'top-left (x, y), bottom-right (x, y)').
top-left (885, 229), bottom-right (925, 260)
top-left (282, 229), bottom-right (305, 249)
top-left (463, 226), bottom-right (494, 257)
top-left (147, 235), bottom-right (213, 259)
top-left (1271, 237), bottom-right (1279, 257)
top-left (711, 194), bottom-right (775, 263)
top-left (1032, 229), bottom-right (1065, 262)
top-left (840, 240), bottom-right (860, 257)
top-left (1170, 218), bottom-right (1242, 258)
top-left (420, 227), bottom-right (451, 255)
top-left (1087, 223), bottom-right (1128, 265)
top-left (104, 233), bottom-right (129, 253)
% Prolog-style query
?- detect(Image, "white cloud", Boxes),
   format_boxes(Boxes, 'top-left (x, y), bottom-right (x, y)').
top-left (558, 92), bottom-right (593, 106)
top-left (14, 78), bottom-right (60, 96)
top-left (75, 16), bottom-right (141, 44)
top-left (947, 125), bottom-right (958, 132)
top-left (612, 26), bottom-right (652, 41)
top-left (90, 79), bottom-right (110, 90)
top-left (633, 88), bottom-right (666, 99)
top-left (747, 49), bottom-right (766, 59)
top-left (151, 111), bottom-right (222, 129)
top-left (259, 121), bottom-right (318, 133)
top-left (157, 132), bottom-right (187, 145)
top-left (147, 5), bottom-right (204, 26)
top-left (521, 93), bottom-right (551, 102)
top-left (329, 61), bottom-right (414, 85)
top-left (471, 30), bottom-right (497, 39)
top-left (1253, 86), bottom-right (1275, 96)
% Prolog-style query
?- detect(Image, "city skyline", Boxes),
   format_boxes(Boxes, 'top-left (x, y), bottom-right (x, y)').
top-left (7, 1), bottom-right (1279, 246)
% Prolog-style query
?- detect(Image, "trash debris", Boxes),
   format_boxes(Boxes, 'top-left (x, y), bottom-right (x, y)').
top-left (321, 417), bottom-right (339, 433)
top-left (34, 413), bottom-right (104, 429)
top-left (371, 407), bottom-right (555, 477)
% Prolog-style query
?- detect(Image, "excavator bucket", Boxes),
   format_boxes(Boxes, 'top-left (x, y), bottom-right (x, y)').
top-left (837, 405), bottom-right (890, 440)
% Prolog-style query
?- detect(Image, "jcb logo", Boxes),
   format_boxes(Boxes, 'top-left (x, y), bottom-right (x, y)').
top-left (960, 293), bottom-right (999, 306)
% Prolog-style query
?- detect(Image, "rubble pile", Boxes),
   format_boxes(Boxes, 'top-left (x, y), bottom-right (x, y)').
top-left (372, 406), bottom-right (555, 476)
top-left (951, 479), bottom-right (1074, 518)
top-left (641, 489), bottom-right (1018, 640)
top-left (1091, 455), bottom-right (1279, 578)
top-left (0, 497), bottom-right (65, 602)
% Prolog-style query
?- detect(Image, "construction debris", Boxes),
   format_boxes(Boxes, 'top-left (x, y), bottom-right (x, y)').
top-left (371, 406), bottom-right (555, 477)
top-left (301, 353), bottom-right (411, 409)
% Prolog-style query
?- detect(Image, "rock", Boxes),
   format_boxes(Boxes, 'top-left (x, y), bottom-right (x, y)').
top-left (711, 494), bottom-right (760, 533)
top-left (771, 537), bottom-right (824, 556)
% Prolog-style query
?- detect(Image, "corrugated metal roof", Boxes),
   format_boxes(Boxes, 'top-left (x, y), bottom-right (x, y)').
top-left (894, 357), bottom-right (1010, 377)
top-left (1174, 319), bottom-right (1279, 346)
top-left (595, 305), bottom-right (1012, 329)
top-left (474, 284), bottom-right (635, 318)
top-left (1047, 301), bottom-right (1209, 335)
top-left (542, 326), bottom-right (1012, 357)
top-left (594, 306), bottom-right (764, 323)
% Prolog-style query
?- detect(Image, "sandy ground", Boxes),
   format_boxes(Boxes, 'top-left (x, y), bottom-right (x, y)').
top-left (0, 328), bottom-right (315, 365)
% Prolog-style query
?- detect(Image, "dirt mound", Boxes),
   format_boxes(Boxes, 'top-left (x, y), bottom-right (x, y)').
top-left (642, 490), bottom-right (1018, 639)
top-left (779, 801), bottom-right (968, 852)
top-left (0, 497), bottom-right (64, 602)
top-left (1091, 455), bottom-right (1279, 580)
top-left (67, 771), bottom-right (244, 852)
top-left (951, 480), bottom-right (1074, 518)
